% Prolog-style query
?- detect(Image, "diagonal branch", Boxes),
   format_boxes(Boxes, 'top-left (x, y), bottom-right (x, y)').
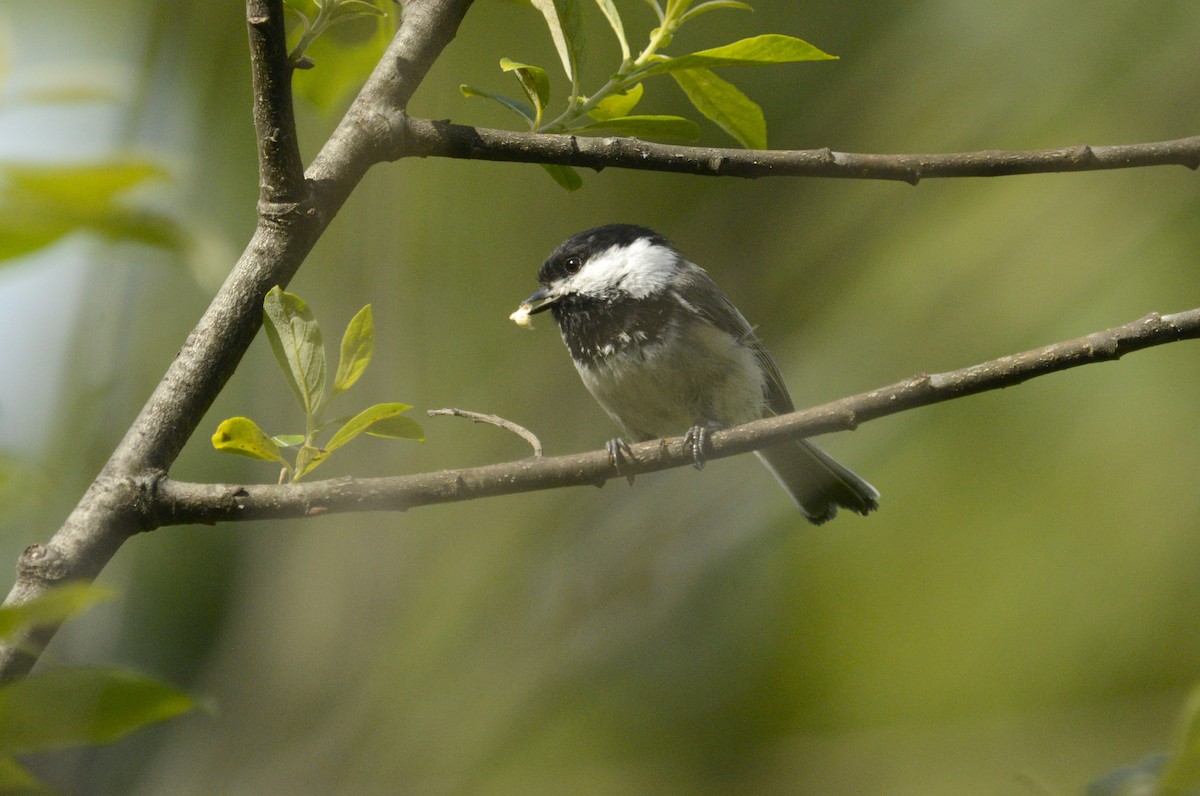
top-left (149, 308), bottom-right (1200, 526)
top-left (395, 116), bottom-right (1200, 183)
top-left (0, 0), bottom-right (478, 683)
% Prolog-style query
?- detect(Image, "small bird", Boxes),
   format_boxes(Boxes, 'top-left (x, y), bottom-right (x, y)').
top-left (513, 224), bottom-right (879, 524)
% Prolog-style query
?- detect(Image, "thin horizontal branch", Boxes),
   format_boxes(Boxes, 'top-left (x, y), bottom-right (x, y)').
top-left (152, 308), bottom-right (1200, 525)
top-left (395, 116), bottom-right (1200, 184)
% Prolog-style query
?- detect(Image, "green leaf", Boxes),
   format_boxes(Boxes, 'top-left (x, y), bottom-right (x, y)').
top-left (588, 83), bottom-right (643, 121)
top-left (593, 0), bottom-right (630, 60)
top-left (0, 160), bottom-right (185, 264)
top-left (262, 287), bottom-right (328, 419)
top-left (678, 0), bottom-right (752, 24)
top-left (14, 85), bottom-right (122, 106)
top-left (326, 402), bottom-right (421, 452)
top-left (530, 0), bottom-right (583, 82)
top-left (664, 0), bottom-right (696, 18)
top-left (460, 84), bottom-right (536, 124)
top-left (211, 417), bottom-right (285, 463)
top-left (576, 114), bottom-right (700, 141)
top-left (500, 59), bottom-right (551, 123)
top-left (638, 34), bottom-right (837, 77)
top-left (283, 0), bottom-right (318, 19)
top-left (0, 584), bottom-right (115, 643)
top-left (293, 445), bottom-right (328, 480)
top-left (0, 667), bottom-right (197, 755)
top-left (332, 304), bottom-right (374, 396)
top-left (271, 434), bottom-right (306, 447)
top-left (292, 0), bottom-right (398, 111)
top-left (540, 163), bottom-right (583, 191)
top-left (671, 68), bottom-right (765, 148)
top-left (3, 161), bottom-right (167, 207)
top-left (365, 414), bottom-right (426, 441)
top-left (1160, 684), bottom-right (1200, 794)
top-left (328, 0), bottom-right (385, 24)
top-left (0, 755), bottom-right (47, 794)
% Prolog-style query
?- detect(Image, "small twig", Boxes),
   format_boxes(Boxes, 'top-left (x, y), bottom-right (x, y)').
top-left (427, 408), bottom-right (543, 457)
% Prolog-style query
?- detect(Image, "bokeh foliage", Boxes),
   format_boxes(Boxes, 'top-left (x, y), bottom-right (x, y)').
top-left (2, 1), bottom-right (1200, 793)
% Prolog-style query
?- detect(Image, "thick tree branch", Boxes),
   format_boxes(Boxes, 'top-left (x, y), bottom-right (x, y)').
top-left (395, 116), bottom-right (1200, 183)
top-left (147, 308), bottom-right (1200, 526)
top-left (0, 0), bottom-right (477, 683)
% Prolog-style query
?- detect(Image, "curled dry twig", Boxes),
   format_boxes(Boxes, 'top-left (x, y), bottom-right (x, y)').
top-left (427, 408), bottom-right (544, 457)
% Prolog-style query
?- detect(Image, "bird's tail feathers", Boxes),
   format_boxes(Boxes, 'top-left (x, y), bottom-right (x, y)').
top-left (755, 439), bottom-right (879, 525)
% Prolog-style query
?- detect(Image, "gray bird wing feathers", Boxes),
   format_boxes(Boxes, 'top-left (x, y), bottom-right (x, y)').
top-left (672, 261), bottom-right (879, 523)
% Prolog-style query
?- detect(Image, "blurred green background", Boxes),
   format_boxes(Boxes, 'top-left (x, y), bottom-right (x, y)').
top-left (2, 1), bottom-right (1199, 793)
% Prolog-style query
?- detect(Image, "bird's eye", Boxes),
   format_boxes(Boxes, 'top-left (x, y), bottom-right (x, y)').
top-left (564, 256), bottom-right (582, 274)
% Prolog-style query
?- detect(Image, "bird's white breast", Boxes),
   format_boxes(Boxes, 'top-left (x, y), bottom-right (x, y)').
top-left (578, 315), bottom-right (767, 441)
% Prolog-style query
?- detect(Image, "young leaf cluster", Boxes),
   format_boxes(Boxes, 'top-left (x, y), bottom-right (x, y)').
top-left (282, 0), bottom-right (399, 110)
top-left (460, 0), bottom-right (836, 189)
top-left (211, 287), bottom-right (423, 483)
top-left (0, 585), bottom-right (197, 792)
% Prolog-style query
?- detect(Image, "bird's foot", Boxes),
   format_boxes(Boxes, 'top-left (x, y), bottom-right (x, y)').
top-left (683, 420), bottom-right (723, 471)
top-left (606, 438), bottom-right (637, 485)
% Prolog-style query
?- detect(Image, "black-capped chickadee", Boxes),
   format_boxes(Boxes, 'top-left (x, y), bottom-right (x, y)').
top-left (513, 223), bottom-right (879, 524)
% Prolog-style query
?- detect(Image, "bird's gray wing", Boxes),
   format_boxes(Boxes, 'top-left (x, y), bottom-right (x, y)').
top-left (670, 262), bottom-right (796, 415)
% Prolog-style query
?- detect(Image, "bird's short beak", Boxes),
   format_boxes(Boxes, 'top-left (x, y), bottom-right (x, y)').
top-left (523, 287), bottom-right (557, 315)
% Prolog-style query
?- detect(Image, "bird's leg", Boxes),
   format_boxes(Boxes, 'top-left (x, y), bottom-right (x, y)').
top-left (683, 420), bottom-right (724, 471)
top-left (606, 437), bottom-right (637, 485)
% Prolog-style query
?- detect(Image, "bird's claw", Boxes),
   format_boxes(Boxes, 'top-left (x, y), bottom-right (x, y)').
top-left (607, 438), bottom-right (637, 485)
top-left (683, 421), bottom-right (721, 471)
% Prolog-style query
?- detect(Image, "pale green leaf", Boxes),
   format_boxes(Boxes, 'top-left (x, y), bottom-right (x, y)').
top-left (211, 417), bottom-right (285, 463)
top-left (262, 287), bottom-right (328, 419)
top-left (0, 209), bottom-right (73, 261)
top-left (530, 0), bottom-right (583, 82)
top-left (638, 34), bottom-right (837, 77)
top-left (588, 83), bottom-right (643, 121)
top-left (332, 304), bottom-right (374, 396)
top-left (271, 434), bottom-right (306, 447)
top-left (328, 0), bottom-right (385, 24)
top-left (0, 755), bottom-right (47, 794)
top-left (1159, 684), bottom-right (1200, 794)
top-left (0, 160), bottom-right (184, 263)
top-left (501, 58), bottom-right (551, 116)
top-left (283, 0), bottom-right (318, 18)
top-left (671, 68), bottom-right (765, 148)
top-left (365, 414), bottom-right (426, 441)
top-left (664, 0), bottom-right (696, 18)
top-left (292, 0), bottom-right (398, 111)
top-left (0, 584), bottom-right (115, 643)
top-left (460, 84), bottom-right (536, 124)
top-left (0, 667), bottom-right (197, 755)
top-left (294, 445), bottom-right (328, 480)
top-left (678, 0), bottom-right (752, 24)
top-left (3, 160), bottom-right (167, 207)
top-left (593, 0), bottom-right (630, 60)
top-left (15, 85), bottom-right (122, 105)
top-left (540, 163), bottom-right (583, 191)
top-left (326, 402), bottom-right (420, 452)
top-left (576, 114), bottom-right (700, 141)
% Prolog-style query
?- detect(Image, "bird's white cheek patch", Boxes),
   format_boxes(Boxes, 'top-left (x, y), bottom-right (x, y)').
top-left (566, 238), bottom-right (679, 299)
